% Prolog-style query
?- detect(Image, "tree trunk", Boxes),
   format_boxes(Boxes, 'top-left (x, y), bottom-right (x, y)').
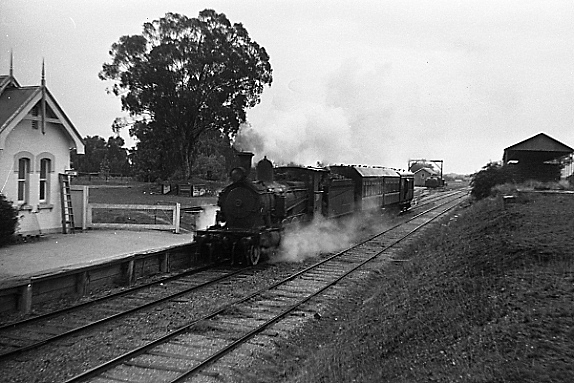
top-left (183, 149), bottom-right (192, 180)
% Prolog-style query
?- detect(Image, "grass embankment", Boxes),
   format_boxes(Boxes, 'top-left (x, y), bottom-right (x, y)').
top-left (246, 193), bottom-right (574, 383)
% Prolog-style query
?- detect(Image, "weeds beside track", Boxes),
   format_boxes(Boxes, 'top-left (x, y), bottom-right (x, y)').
top-left (245, 192), bottom-right (574, 383)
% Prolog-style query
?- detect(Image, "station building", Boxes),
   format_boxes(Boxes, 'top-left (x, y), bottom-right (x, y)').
top-left (413, 167), bottom-right (440, 187)
top-left (0, 61), bottom-right (84, 235)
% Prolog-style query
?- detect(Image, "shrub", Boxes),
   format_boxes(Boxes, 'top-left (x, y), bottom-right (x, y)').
top-left (470, 162), bottom-right (513, 200)
top-left (0, 194), bottom-right (18, 246)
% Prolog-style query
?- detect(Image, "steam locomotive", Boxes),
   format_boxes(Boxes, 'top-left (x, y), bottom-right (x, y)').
top-left (195, 152), bottom-right (414, 265)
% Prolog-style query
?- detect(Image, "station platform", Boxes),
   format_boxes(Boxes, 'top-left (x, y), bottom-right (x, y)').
top-left (0, 230), bottom-right (194, 289)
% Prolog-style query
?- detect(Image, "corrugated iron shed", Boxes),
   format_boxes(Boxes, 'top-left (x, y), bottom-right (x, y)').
top-left (503, 132), bottom-right (573, 164)
top-left (502, 132), bottom-right (573, 182)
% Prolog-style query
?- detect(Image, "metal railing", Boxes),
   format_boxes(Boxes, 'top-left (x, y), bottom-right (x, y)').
top-left (87, 203), bottom-right (181, 233)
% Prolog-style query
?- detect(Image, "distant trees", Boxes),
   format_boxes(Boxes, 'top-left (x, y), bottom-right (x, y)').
top-left (99, 10), bottom-right (273, 180)
top-left (72, 135), bottom-right (130, 176)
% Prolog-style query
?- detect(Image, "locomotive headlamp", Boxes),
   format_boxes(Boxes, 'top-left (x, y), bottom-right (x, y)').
top-left (230, 167), bottom-right (246, 183)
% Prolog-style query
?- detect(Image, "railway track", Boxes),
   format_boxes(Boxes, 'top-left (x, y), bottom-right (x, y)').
top-left (0, 189), bottom-right (467, 382)
top-left (61, 190), bottom-right (467, 383)
top-left (0, 264), bottom-right (255, 361)
top-left (411, 188), bottom-right (465, 209)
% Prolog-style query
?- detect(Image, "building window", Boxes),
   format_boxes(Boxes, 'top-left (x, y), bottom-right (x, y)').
top-left (18, 157), bottom-right (31, 204)
top-left (39, 158), bottom-right (51, 203)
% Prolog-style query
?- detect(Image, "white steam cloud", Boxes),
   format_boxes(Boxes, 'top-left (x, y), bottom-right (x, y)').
top-left (192, 205), bottom-right (219, 239)
top-left (271, 211), bottom-right (394, 263)
top-left (233, 122), bottom-right (266, 155)
top-left (273, 216), bottom-right (355, 263)
top-left (238, 58), bottom-right (405, 168)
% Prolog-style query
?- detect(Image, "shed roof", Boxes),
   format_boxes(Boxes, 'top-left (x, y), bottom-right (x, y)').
top-left (503, 133), bottom-right (573, 164)
top-left (504, 132), bottom-right (573, 153)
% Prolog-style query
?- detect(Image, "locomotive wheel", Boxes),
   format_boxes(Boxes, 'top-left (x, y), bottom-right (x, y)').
top-left (200, 242), bottom-right (216, 262)
top-left (247, 244), bottom-right (261, 266)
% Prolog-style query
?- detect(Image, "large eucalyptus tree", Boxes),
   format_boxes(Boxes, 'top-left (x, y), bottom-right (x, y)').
top-left (99, 10), bottom-right (272, 179)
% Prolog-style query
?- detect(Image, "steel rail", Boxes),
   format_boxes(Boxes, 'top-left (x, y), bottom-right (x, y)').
top-left (0, 189), bottom-right (467, 363)
top-left (0, 262), bottom-right (219, 331)
top-left (0, 263), bottom-right (250, 361)
top-left (169, 193), bottom-right (465, 383)
top-left (64, 191), bottom-right (466, 383)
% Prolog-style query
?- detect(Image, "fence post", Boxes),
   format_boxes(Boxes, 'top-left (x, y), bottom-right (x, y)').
top-left (82, 186), bottom-right (89, 230)
top-left (174, 203), bottom-right (181, 234)
top-left (86, 204), bottom-right (93, 229)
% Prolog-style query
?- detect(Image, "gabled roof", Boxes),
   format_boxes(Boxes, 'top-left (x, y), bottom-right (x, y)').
top-left (503, 132), bottom-right (573, 164)
top-left (504, 132), bottom-right (573, 153)
top-left (414, 167), bottom-right (439, 176)
top-left (0, 86), bottom-right (38, 129)
top-left (0, 75), bottom-right (84, 154)
top-left (0, 75), bottom-right (20, 93)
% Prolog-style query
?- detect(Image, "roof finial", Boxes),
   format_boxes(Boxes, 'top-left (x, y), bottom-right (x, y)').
top-left (41, 58), bottom-right (46, 134)
top-left (41, 58), bottom-right (45, 87)
top-left (10, 49), bottom-right (14, 77)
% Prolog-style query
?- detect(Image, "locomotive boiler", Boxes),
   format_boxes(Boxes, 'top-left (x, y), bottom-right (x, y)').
top-left (195, 152), bottom-right (321, 265)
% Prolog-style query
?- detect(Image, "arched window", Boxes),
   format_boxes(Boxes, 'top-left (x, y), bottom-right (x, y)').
top-left (18, 157), bottom-right (31, 204)
top-left (39, 158), bottom-right (51, 203)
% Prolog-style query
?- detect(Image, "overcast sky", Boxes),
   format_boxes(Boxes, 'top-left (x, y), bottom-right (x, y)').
top-left (1, 0), bottom-right (573, 174)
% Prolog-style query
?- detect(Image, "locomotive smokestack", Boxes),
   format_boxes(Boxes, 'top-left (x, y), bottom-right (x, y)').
top-left (237, 152), bottom-right (254, 178)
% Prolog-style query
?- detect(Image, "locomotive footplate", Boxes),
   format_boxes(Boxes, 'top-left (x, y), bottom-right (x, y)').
top-left (195, 227), bottom-right (281, 266)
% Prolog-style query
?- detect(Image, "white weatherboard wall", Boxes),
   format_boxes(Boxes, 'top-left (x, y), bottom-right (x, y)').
top-left (1, 118), bottom-right (73, 235)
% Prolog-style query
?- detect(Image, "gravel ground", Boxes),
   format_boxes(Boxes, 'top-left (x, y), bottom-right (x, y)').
top-left (0, 196), bottom-right (437, 383)
top-left (0, 264), bottom-right (303, 382)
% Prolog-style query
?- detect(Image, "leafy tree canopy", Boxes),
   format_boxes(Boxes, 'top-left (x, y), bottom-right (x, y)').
top-left (99, 10), bottom-right (273, 179)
